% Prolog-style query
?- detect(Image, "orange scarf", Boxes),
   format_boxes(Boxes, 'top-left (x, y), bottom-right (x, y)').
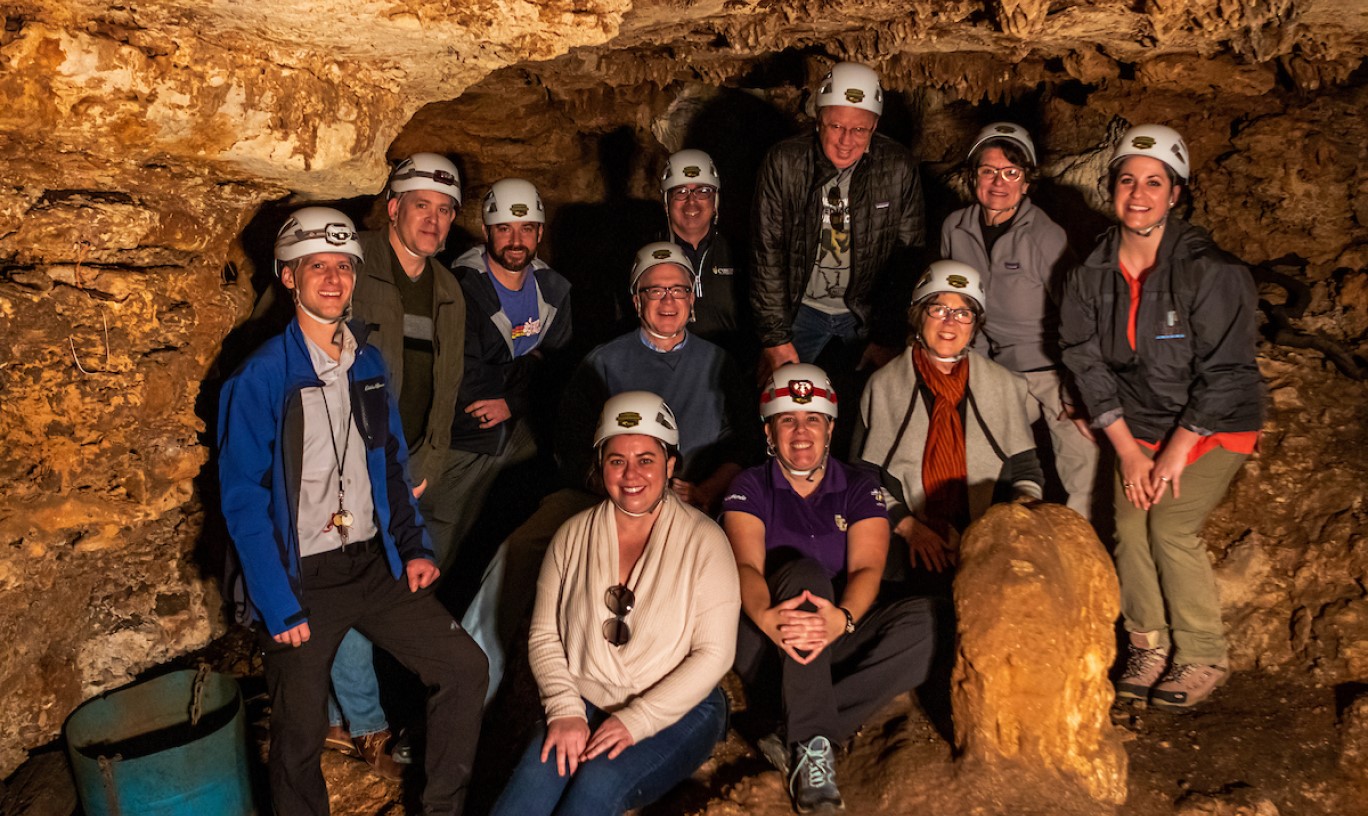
top-left (914, 347), bottom-right (969, 538)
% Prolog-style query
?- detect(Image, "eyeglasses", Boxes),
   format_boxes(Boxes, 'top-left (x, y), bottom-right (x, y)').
top-left (820, 121), bottom-right (873, 140)
top-left (926, 303), bottom-right (977, 325)
top-left (391, 167), bottom-right (460, 189)
top-left (602, 584), bottom-right (635, 647)
top-left (825, 185), bottom-right (848, 232)
top-left (669, 186), bottom-right (716, 202)
top-left (637, 285), bottom-right (692, 301)
top-left (290, 224), bottom-right (357, 246)
top-left (976, 165), bottom-right (1025, 183)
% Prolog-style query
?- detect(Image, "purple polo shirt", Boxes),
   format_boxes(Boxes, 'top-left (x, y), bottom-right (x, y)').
top-left (723, 458), bottom-right (887, 578)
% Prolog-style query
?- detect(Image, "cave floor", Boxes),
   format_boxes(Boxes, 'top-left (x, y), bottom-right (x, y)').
top-left (4, 626), bottom-right (1363, 816)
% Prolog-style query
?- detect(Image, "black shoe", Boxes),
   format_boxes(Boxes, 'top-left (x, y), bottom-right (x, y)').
top-left (789, 736), bottom-right (843, 813)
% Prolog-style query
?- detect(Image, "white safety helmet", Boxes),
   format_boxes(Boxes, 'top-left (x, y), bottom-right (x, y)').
top-left (660, 149), bottom-right (721, 194)
top-left (760, 363), bottom-right (838, 421)
top-left (274, 207), bottom-right (364, 276)
top-left (815, 62), bottom-right (884, 117)
top-left (482, 178), bottom-right (545, 226)
top-left (912, 260), bottom-right (984, 310)
top-left (629, 241), bottom-right (696, 294)
top-left (593, 391), bottom-right (681, 450)
top-left (388, 153), bottom-right (462, 206)
top-left (967, 122), bottom-right (1038, 166)
top-left (1110, 124), bottom-right (1190, 182)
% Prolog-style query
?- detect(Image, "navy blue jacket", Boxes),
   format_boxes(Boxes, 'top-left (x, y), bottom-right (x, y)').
top-left (218, 319), bottom-right (432, 636)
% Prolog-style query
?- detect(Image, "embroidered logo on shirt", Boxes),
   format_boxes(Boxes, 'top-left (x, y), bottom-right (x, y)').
top-left (511, 317), bottom-right (542, 340)
top-left (713, 266), bottom-right (735, 277)
top-left (871, 488), bottom-right (887, 508)
top-left (364, 382), bottom-right (386, 391)
top-left (725, 493), bottom-right (747, 502)
top-left (834, 514), bottom-right (848, 531)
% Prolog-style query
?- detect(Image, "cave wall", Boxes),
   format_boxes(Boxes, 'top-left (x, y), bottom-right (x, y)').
top-left (0, 0), bottom-right (1364, 777)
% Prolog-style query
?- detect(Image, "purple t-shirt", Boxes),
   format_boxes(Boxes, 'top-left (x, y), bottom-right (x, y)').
top-left (723, 458), bottom-right (888, 578)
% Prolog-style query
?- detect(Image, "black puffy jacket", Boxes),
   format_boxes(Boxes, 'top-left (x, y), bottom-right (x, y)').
top-left (1060, 219), bottom-right (1264, 444)
top-left (750, 131), bottom-right (925, 349)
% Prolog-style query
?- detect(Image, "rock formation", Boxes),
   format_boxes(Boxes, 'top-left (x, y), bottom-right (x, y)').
top-left (0, 0), bottom-right (1364, 789)
top-left (953, 501), bottom-right (1128, 805)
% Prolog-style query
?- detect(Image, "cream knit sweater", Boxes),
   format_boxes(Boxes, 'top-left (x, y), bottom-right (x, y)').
top-left (528, 494), bottom-right (741, 742)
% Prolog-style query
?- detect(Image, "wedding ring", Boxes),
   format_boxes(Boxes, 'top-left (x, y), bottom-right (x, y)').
top-left (1123, 482), bottom-right (1135, 488)
top-left (1160, 476), bottom-right (1171, 482)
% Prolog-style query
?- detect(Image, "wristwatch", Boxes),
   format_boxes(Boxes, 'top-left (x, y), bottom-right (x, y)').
top-left (839, 606), bottom-right (855, 635)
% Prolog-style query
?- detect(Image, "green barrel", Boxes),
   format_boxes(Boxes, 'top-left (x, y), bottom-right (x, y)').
top-left (65, 668), bottom-right (255, 816)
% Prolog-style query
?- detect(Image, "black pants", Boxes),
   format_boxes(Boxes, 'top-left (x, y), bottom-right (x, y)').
top-left (257, 541), bottom-right (488, 816)
top-left (733, 556), bottom-right (936, 746)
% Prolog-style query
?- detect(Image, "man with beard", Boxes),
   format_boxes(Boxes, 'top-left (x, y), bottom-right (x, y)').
top-left (435, 178), bottom-right (571, 571)
top-left (320, 153), bottom-right (466, 778)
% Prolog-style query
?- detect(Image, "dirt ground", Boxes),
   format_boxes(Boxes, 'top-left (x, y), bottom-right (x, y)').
top-left (4, 627), bottom-right (1365, 816)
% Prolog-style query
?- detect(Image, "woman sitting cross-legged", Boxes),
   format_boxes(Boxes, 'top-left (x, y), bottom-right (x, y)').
top-left (724, 363), bottom-right (937, 814)
top-left (490, 391), bottom-right (741, 816)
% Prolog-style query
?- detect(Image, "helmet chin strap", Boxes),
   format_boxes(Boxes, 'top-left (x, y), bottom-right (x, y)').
top-left (294, 292), bottom-right (350, 327)
top-left (775, 443), bottom-right (831, 483)
top-left (611, 490), bottom-right (668, 518)
top-left (1124, 201), bottom-right (1175, 238)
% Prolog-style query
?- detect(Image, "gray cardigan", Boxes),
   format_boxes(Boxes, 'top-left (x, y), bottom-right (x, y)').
top-left (857, 348), bottom-right (1043, 529)
top-left (940, 197), bottom-right (1071, 373)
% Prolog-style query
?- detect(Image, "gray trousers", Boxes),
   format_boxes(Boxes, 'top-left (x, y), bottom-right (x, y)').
top-left (459, 488), bottom-right (599, 704)
top-left (425, 420), bottom-right (537, 577)
top-left (1022, 369), bottom-right (1101, 520)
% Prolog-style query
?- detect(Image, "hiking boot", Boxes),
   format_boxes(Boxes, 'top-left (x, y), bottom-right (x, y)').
top-left (758, 732), bottom-right (790, 777)
top-left (323, 725), bottom-right (358, 757)
top-left (355, 729), bottom-right (404, 781)
top-left (789, 736), bottom-right (843, 813)
top-left (1115, 630), bottom-right (1170, 702)
top-left (1151, 663), bottom-right (1228, 710)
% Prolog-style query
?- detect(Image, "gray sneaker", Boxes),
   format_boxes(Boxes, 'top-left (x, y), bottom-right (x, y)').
top-left (758, 732), bottom-right (790, 776)
top-left (1116, 630), bottom-right (1170, 702)
top-left (789, 736), bottom-right (843, 813)
top-left (1151, 662), bottom-right (1228, 710)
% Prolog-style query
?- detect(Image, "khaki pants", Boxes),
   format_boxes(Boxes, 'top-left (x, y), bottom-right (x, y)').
top-left (1022, 369), bottom-right (1100, 519)
top-left (1113, 446), bottom-right (1248, 665)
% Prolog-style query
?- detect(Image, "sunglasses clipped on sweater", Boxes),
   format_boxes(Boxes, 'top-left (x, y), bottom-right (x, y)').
top-left (602, 584), bottom-right (636, 647)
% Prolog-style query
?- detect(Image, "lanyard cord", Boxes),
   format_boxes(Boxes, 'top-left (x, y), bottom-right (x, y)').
top-left (317, 373), bottom-right (353, 537)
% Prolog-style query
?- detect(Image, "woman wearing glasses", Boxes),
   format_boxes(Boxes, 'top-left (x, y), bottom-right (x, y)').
top-left (723, 363), bottom-right (936, 813)
top-left (1061, 125), bottom-right (1262, 709)
top-left (941, 122), bottom-right (1098, 519)
top-left (490, 391), bottom-right (740, 816)
top-left (857, 261), bottom-right (1043, 594)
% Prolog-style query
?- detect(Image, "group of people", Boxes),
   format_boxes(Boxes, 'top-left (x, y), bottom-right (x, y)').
top-left (216, 57), bottom-right (1263, 816)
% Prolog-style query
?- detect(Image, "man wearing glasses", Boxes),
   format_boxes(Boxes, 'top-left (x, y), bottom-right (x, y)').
top-left (439, 178), bottom-right (571, 570)
top-left (460, 242), bottom-right (754, 702)
top-left (751, 61), bottom-right (926, 379)
top-left (657, 149), bottom-right (747, 355)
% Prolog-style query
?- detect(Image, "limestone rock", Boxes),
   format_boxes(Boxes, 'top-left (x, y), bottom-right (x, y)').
top-left (953, 501), bottom-right (1127, 805)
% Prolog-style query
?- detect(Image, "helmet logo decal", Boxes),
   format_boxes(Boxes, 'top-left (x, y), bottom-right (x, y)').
top-left (995, 125), bottom-right (1016, 134)
top-left (615, 411), bottom-right (642, 428)
top-left (788, 379), bottom-right (815, 405)
top-left (656, 411), bottom-right (676, 430)
top-left (947, 274), bottom-right (970, 289)
top-left (1131, 135), bottom-right (1157, 150)
top-left (651, 248), bottom-right (673, 260)
top-left (844, 88), bottom-right (865, 104)
top-left (509, 203), bottom-right (529, 217)
top-left (683, 166), bottom-right (701, 178)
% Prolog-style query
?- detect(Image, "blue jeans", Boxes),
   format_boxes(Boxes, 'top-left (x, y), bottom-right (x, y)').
top-left (326, 629), bottom-right (388, 736)
top-left (490, 687), bottom-right (728, 816)
top-left (791, 304), bottom-right (860, 364)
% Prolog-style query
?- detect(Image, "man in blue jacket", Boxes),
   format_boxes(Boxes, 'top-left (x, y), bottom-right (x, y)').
top-left (218, 207), bottom-right (486, 816)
